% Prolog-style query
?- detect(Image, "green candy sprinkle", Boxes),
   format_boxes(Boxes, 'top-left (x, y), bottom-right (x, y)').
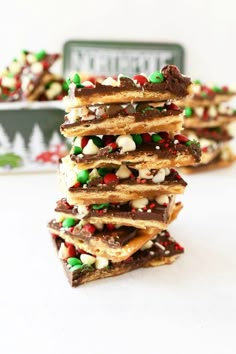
top-left (70, 264), bottom-right (83, 272)
top-left (67, 257), bottom-right (82, 267)
top-left (22, 49), bottom-right (28, 54)
top-left (77, 170), bottom-right (90, 184)
top-left (35, 50), bottom-right (46, 61)
top-left (45, 82), bottom-right (52, 89)
top-left (184, 107), bottom-right (193, 117)
top-left (73, 146), bottom-right (82, 155)
top-left (148, 70), bottom-right (164, 83)
top-left (62, 217), bottom-right (76, 228)
top-left (152, 134), bottom-right (162, 143)
top-left (185, 141), bottom-right (193, 146)
top-left (62, 81), bottom-right (69, 91)
top-left (66, 77), bottom-right (71, 86)
top-left (142, 106), bottom-right (155, 113)
top-left (92, 136), bottom-right (103, 148)
top-left (98, 168), bottom-right (112, 177)
top-left (73, 73), bottom-right (81, 84)
top-left (76, 84), bottom-right (84, 88)
top-left (157, 107), bottom-right (164, 112)
top-left (132, 134), bottom-right (143, 145)
top-left (212, 86), bottom-right (221, 93)
top-left (92, 203), bottom-right (110, 210)
top-left (193, 80), bottom-right (201, 85)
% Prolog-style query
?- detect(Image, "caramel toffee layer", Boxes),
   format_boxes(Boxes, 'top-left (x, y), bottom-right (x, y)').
top-left (49, 220), bottom-right (138, 248)
top-left (55, 197), bottom-right (174, 224)
top-left (53, 230), bottom-right (184, 286)
top-left (185, 127), bottom-right (232, 142)
top-left (71, 137), bottom-right (201, 166)
top-left (71, 65), bottom-right (191, 98)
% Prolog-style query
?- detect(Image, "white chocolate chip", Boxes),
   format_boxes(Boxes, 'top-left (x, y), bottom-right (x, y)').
top-left (76, 204), bottom-right (89, 218)
top-left (80, 254), bottom-right (96, 265)
top-left (82, 139), bottom-right (99, 155)
top-left (140, 240), bottom-right (153, 251)
top-left (152, 168), bottom-right (166, 183)
top-left (195, 107), bottom-right (204, 117)
top-left (208, 105), bottom-right (217, 118)
top-left (46, 82), bottom-right (62, 100)
top-left (31, 62), bottom-right (43, 74)
top-left (55, 213), bottom-right (65, 222)
top-left (1, 77), bottom-right (16, 88)
top-left (156, 194), bottom-right (169, 205)
top-left (58, 243), bottom-right (69, 260)
top-left (131, 198), bottom-right (149, 209)
top-left (27, 53), bottom-right (37, 64)
top-left (89, 168), bottom-right (100, 179)
top-left (95, 256), bottom-right (109, 269)
top-left (17, 52), bottom-right (26, 64)
top-left (192, 84), bottom-right (201, 94)
top-left (164, 168), bottom-right (170, 176)
top-left (9, 61), bottom-right (22, 75)
top-left (102, 77), bottom-right (119, 87)
top-left (116, 165), bottom-right (132, 179)
top-left (116, 134), bottom-right (136, 154)
top-left (138, 168), bottom-right (153, 179)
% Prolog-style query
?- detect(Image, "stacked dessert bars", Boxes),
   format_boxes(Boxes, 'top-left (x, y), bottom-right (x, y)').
top-left (0, 50), bottom-right (67, 102)
top-left (177, 81), bottom-right (236, 173)
top-left (48, 65), bottom-right (201, 286)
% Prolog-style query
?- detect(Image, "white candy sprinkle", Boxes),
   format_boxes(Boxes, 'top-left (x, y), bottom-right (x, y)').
top-left (149, 251), bottom-right (155, 256)
top-left (147, 209), bottom-right (151, 213)
top-left (165, 250), bottom-right (170, 255)
top-left (141, 240), bottom-right (153, 251)
top-left (156, 146), bottom-right (160, 150)
top-left (174, 139), bottom-right (179, 144)
top-left (155, 242), bottom-right (166, 251)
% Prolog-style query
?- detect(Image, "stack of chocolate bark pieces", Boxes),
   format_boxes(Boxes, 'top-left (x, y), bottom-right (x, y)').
top-left (48, 65), bottom-right (201, 287)
top-left (0, 50), bottom-right (67, 102)
top-left (177, 81), bottom-right (236, 173)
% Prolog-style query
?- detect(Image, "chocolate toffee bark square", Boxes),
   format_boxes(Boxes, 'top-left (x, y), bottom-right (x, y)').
top-left (52, 230), bottom-right (184, 287)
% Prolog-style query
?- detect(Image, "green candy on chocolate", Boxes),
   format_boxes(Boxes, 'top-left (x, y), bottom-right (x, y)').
top-left (35, 50), bottom-right (46, 61)
top-left (92, 136), bottom-right (103, 148)
top-left (77, 170), bottom-right (90, 184)
top-left (132, 134), bottom-right (143, 145)
top-left (70, 264), bottom-right (83, 272)
top-left (92, 203), bottom-right (110, 210)
top-left (152, 134), bottom-right (162, 143)
top-left (184, 107), bottom-right (193, 117)
top-left (62, 217), bottom-right (76, 228)
top-left (185, 141), bottom-right (193, 146)
top-left (67, 257), bottom-right (82, 267)
top-left (212, 86), bottom-right (221, 93)
top-left (142, 106), bottom-right (155, 113)
top-left (73, 146), bottom-right (82, 155)
top-left (98, 168), bottom-right (112, 177)
top-left (73, 73), bottom-right (81, 84)
top-left (148, 70), bottom-right (164, 83)
top-left (193, 80), bottom-right (201, 85)
top-left (62, 81), bottom-right (69, 91)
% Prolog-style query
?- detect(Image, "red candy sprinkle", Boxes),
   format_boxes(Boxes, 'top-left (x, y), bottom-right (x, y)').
top-left (104, 173), bottom-right (118, 184)
top-left (73, 182), bottom-right (81, 188)
top-left (81, 137), bottom-right (89, 149)
top-left (83, 224), bottom-right (96, 234)
top-left (67, 244), bottom-right (76, 257)
top-left (174, 134), bottom-right (189, 143)
top-left (133, 74), bottom-right (148, 85)
top-left (165, 103), bottom-right (179, 111)
top-left (142, 133), bottom-right (152, 143)
top-left (107, 142), bottom-right (118, 151)
top-left (42, 60), bottom-right (50, 70)
top-left (159, 132), bottom-right (169, 139)
top-left (149, 203), bottom-right (156, 209)
top-left (222, 86), bottom-right (228, 92)
top-left (106, 223), bottom-right (115, 231)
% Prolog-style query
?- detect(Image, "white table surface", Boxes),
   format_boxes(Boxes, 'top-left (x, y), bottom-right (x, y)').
top-left (0, 163), bottom-right (236, 354)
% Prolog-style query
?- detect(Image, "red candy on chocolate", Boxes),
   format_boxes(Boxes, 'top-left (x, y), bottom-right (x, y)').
top-left (83, 224), bottom-right (96, 234)
top-left (133, 74), bottom-right (148, 85)
top-left (142, 133), bottom-right (152, 143)
top-left (158, 132), bottom-right (169, 140)
top-left (107, 142), bottom-right (118, 151)
top-left (104, 173), bottom-right (118, 184)
top-left (165, 103), bottom-right (179, 111)
top-left (106, 223), bottom-right (115, 231)
top-left (174, 134), bottom-right (189, 143)
top-left (81, 137), bottom-right (89, 149)
top-left (67, 244), bottom-right (76, 257)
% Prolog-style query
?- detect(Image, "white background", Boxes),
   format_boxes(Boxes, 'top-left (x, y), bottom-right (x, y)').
top-left (0, 0), bottom-right (236, 83)
top-left (0, 163), bottom-right (236, 354)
